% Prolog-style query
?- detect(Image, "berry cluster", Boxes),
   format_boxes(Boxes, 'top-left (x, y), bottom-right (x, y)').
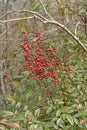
top-left (22, 31), bottom-right (72, 83)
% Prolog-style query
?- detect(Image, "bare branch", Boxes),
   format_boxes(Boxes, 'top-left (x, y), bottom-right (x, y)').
top-left (0, 9), bottom-right (87, 52)
top-left (39, 0), bottom-right (54, 20)
top-left (0, 16), bottom-right (34, 23)
top-left (24, 10), bottom-right (48, 21)
top-left (46, 20), bottom-right (87, 52)
top-left (34, 14), bottom-right (47, 23)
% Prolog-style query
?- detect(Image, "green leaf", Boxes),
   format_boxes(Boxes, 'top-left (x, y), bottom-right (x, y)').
top-left (54, 125), bottom-right (58, 129)
top-left (46, 107), bottom-right (53, 114)
top-left (13, 76), bottom-right (25, 82)
top-left (0, 126), bottom-right (6, 130)
top-left (10, 114), bottom-right (24, 121)
top-left (33, 4), bottom-right (40, 11)
top-left (66, 115), bottom-right (74, 125)
top-left (56, 118), bottom-right (62, 126)
top-left (56, 110), bottom-right (61, 117)
top-left (34, 109), bottom-right (40, 117)
top-left (16, 102), bottom-right (21, 109)
top-left (0, 121), bottom-right (20, 128)
top-left (0, 111), bottom-right (14, 119)
top-left (74, 118), bottom-right (79, 125)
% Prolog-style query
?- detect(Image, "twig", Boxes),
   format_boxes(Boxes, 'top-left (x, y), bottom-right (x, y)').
top-left (39, 0), bottom-right (54, 20)
top-left (0, 16), bottom-right (34, 23)
top-left (34, 14), bottom-right (47, 23)
top-left (0, 10), bottom-right (31, 19)
top-left (75, 21), bottom-right (80, 36)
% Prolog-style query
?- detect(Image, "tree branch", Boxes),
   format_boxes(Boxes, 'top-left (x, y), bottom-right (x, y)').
top-left (0, 16), bottom-right (34, 23)
top-left (0, 9), bottom-right (87, 52)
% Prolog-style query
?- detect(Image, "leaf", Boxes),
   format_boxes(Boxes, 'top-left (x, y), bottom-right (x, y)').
top-left (13, 76), bottom-right (25, 82)
top-left (16, 102), bottom-right (21, 109)
top-left (54, 125), bottom-right (58, 129)
top-left (0, 121), bottom-right (20, 128)
top-left (46, 107), bottom-right (53, 114)
top-left (33, 4), bottom-right (40, 11)
top-left (62, 114), bottom-right (67, 120)
top-left (10, 114), bottom-right (24, 121)
top-left (0, 111), bottom-right (14, 119)
top-left (66, 115), bottom-right (74, 125)
top-left (64, 8), bottom-right (69, 23)
top-left (34, 109), bottom-right (40, 117)
top-left (74, 118), bottom-right (79, 125)
top-left (56, 110), bottom-right (61, 117)
top-left (58, 101), bottom-right (64, 105)
top-left (56, 118), bottom-right (62, 126)
top-left (25, 110), bottom-right (30, 118)
top-left (0, 125), bottom-right (5, 130)
top-left (85, 123), bottom-right (87, 128)
top-left (6, 96), bottom-right (14, 102)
